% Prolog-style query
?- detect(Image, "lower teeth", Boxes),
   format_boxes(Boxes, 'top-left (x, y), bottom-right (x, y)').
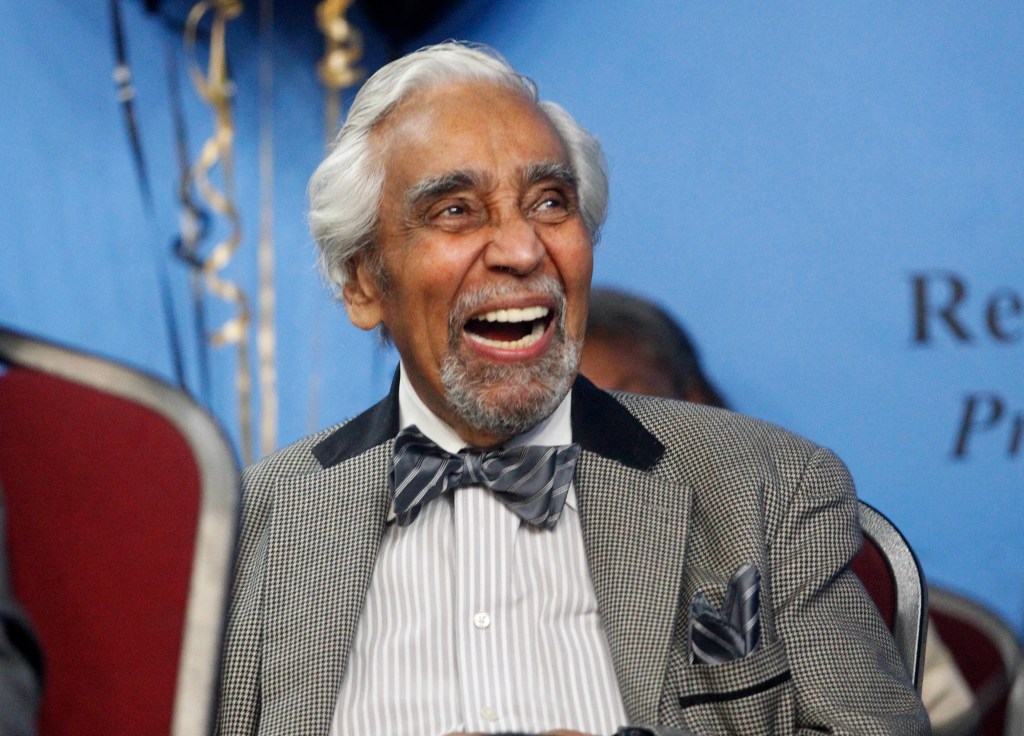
top-left (470, 320), bottom-right (544, 349)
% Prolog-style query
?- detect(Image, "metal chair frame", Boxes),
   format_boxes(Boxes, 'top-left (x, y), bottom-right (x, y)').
top-left (858, 500), bottom-right (928, 690)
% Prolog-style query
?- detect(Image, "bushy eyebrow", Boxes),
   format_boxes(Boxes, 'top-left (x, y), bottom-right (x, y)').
top-left (404, 170), bottom-right (482, 212)
top-left (402, 161), bottom-right (577, 214)
top-left (522, 161), bottom-right (578, 192)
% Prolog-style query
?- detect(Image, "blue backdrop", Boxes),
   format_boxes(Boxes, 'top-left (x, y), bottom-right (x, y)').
top-left (1, 0), bottom-right (1021, 629)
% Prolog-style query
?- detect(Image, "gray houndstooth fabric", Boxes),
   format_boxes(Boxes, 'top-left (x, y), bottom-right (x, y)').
top-left (215, 376), bottom-right (929, 735)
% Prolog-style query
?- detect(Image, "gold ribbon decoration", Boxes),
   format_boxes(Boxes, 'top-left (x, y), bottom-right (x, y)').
top-left (315, 0), bottom-right (364, 142)
top-left (184, 0), bottom-right (254, 463)
top-left (256, 0), bottom-right (278, 458)
top-left (305, 0), bottom-right (363, 435)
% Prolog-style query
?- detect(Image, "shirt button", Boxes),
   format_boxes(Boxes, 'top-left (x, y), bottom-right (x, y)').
top-left (472, 611), bottom-right (491, 629)
top-left (480, 706), bottom-right (498, 722)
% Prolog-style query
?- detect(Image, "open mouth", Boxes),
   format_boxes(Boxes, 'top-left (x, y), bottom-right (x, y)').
top-left (464, 306), bottom-right (554, 349)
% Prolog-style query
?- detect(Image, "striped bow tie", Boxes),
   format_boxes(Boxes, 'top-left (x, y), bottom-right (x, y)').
top-left (389, 425), bottom-right (581, 529)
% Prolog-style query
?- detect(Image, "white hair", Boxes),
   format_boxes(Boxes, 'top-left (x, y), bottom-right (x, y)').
top-left (307, 41), bottom-right (609, 295)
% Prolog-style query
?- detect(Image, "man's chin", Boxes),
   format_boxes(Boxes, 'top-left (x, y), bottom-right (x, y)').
top-left (474, 380), bottom-right (563, 417)
top-left (441, 358), bottom-right (577, 441)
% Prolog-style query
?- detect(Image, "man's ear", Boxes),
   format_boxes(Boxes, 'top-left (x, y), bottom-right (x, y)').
top-left (342, 256), bottom-right (386, 331)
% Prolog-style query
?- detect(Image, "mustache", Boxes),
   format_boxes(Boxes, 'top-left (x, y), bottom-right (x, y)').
top-left (447, 274), bottom-right (566, 344)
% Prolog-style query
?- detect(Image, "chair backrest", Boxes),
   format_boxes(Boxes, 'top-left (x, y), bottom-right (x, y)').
top-left (850, 500), bottom-right (928, 691)
top-left (0, 326), bottom-right (239, 736)
top-left (928, 585), bottom-right (1023, 736)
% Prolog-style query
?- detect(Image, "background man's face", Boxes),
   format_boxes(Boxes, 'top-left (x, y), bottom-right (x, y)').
top-left (580, 334), bottom-right (680, 399)
top-left (343, 81), bottom-right (593, 446)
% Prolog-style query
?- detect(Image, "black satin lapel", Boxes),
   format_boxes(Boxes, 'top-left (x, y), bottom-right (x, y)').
top-left (571, 374), bottom-right (665, 471)
top-left (312, 370), bottom-right (400, 468)
top-left (314, 374), bottom-right (658, 469)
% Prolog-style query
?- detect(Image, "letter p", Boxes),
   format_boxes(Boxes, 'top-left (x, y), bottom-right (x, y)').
top-left (952, 393), bottom-right (1004, 458)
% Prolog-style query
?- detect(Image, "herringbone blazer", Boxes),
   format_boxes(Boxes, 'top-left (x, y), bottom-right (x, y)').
top-left (215, 376), bottom-right (929, 735)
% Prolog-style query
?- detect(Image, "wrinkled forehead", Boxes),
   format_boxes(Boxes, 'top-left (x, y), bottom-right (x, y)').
top-left (370, 80), bottom-right (570, 177)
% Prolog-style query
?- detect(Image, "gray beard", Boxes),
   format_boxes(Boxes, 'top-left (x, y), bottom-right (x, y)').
top-left (439, 277), bottom-right (581, 441)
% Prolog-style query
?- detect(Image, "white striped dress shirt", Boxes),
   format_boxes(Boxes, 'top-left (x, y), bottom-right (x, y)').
top-left (330, 366), bottom-right (627, 736)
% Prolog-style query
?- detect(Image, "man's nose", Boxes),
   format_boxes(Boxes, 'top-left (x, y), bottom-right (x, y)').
top-left (482, 212), bottom-right (545, 275)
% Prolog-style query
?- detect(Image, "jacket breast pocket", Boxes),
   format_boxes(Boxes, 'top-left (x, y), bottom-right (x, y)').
top-left (660, 638), bottom-right (795, 735)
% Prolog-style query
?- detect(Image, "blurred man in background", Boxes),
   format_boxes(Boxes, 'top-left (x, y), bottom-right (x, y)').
top-left (581, 287), bottom-right (727, 408)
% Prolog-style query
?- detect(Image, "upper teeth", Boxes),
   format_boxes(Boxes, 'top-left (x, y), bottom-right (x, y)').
top-left (475, 306), bottom-right (549, 323)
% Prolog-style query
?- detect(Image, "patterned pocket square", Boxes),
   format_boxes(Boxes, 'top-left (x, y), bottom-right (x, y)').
top-left (688, 562), bottom-right (761, 665)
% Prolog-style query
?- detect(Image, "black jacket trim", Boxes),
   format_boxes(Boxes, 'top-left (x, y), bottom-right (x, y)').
top-left (677, 669), bottom-right (792, 709)
top-left (571, 374), bottom-right (664, 471)
top-left (311, 372), bottom-right (400, 468)
top-left (311, 371), bottom-right (665, 473)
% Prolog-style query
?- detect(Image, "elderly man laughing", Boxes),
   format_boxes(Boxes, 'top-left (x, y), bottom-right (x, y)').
top-left (215, 42), bottom-right (928, 736)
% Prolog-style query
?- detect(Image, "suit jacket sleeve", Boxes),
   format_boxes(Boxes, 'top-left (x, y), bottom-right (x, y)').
top-left (0, 597), bottom-right (42, 736)
top-left (768, 446), bottom-right (928, 735)
top-left (630, 399), bottom-right (930, 735)
top-left (0, 490), bottom-right (43, 736)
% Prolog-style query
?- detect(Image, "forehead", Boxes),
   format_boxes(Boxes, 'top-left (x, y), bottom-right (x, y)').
top-left (374, 81), bottom-right (570, 190)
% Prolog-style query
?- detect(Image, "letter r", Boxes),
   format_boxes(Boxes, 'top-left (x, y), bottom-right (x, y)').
top-left (912, 272), bottom-right (972, 343)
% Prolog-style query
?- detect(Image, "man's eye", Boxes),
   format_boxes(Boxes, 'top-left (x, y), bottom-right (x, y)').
top-left (426, 200), bottom-right (485, 232)
top-left (530, 192), bottom-right (572, 222)
top-left (427, 201), bottom-right (469, 221)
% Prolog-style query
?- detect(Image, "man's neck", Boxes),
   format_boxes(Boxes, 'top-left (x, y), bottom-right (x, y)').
top-left (397, 363), bottom-right (572, 451)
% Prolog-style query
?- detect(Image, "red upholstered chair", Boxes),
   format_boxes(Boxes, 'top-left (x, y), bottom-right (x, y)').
top-left (0, 326), bottom-right (239, 736)
top-left (850, 500), bottom-right (928, 691)
top-left (928, 585), bottom-right (1023, 736)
